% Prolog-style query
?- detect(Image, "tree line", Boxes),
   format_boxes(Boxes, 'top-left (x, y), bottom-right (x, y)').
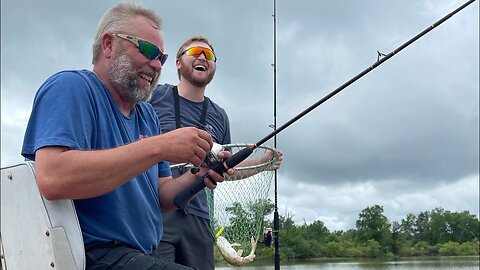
top-left (219, 201), bottom-right (479, 260)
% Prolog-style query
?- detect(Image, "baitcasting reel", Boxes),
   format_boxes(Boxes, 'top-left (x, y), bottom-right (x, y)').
top-left (190, 142), bottom-right (225, 174)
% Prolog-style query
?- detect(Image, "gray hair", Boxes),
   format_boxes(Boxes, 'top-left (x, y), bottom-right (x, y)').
top-left (92, 2), bottom-right (162, 64)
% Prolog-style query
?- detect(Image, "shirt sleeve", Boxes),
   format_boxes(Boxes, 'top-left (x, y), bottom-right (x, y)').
top-left (22, 71), bottom-right (96, 160)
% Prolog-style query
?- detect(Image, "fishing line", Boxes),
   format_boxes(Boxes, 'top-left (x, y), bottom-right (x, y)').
top-left (173, 0), bottom-right (476, 210)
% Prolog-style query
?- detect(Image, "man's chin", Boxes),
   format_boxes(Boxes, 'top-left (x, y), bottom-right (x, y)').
top-left (122, 86), bottom-right (153, 104)
top-left (192, 78), bottom-right (212, 88)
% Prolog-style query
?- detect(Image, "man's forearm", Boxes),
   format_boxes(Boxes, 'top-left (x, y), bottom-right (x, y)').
top-left (157, 172), bottom-right (199, 212)
top-left (35, 136), bottom-right (168, 200)
top-left (35, 127), bottom-right (215, 200)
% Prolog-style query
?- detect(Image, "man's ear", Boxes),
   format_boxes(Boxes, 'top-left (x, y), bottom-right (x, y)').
top-left (102, 33), bottom-right (115, 59)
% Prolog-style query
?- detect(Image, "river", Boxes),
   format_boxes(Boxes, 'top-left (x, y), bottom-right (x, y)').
top-left (216, 256), bottom-right (479, 269)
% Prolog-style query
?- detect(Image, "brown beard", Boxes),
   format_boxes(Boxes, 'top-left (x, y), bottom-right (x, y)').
top-left (178, 58), bottom-right (215, 87)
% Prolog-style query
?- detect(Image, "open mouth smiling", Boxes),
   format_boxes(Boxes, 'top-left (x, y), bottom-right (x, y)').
top-left (139, 73), bottom-right (153, 84)
top-left (194, 64), bottom-right (207, 71)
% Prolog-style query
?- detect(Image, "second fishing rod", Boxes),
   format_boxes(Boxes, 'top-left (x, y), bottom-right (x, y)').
top-left (173, 0), bottom-right (476, 210)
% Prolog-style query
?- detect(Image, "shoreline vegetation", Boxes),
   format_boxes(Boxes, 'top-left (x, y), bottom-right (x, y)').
top-left (1, 204), bottom-right (477, 269)
top-left (213, 203), bottom-right (479, 262)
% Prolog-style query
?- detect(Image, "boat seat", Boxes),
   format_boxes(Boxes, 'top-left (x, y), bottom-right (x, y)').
top-left (1, 162), bottom-right (85, 270)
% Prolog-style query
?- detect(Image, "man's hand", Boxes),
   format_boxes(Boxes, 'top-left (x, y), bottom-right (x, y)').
top-left (196, 150), bottom-right (234, 189)
top-left (263, 149), bottom-right (283, 170)
top-left (158, 127), bottom-right (213, 167)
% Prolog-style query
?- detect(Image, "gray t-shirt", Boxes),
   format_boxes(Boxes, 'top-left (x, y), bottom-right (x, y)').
top-left (149, 83), bottom-right (231, 218)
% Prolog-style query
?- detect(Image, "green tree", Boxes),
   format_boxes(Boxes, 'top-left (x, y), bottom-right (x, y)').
top-left (322, 241), bottom-right (344, 257)
top-left (426, 208), bottom-right (450, 245)
top-left (400, 213), bottom-right (417, 242)
top-left (459, 238), bottom-right (479, 255)
top-left (224, 202), bottom-right (250, 238)
top-left (222, 198), bottom-right (273, 252)
top-left (447, 211), bottom-right (480, 243)
top-left (391, 221), bottom-right (402, 254)
top-left (413, 241), bottom-right (430, 256)
top-left (396, 239), bottom-right (414, 256)
top-left (437, 241), bottom-right (461, 256)
top-left (226, 204), bottom-right (479, 260)
top-left (356, 205), bottom-right (391, 252)
top-left (415, 210), bottom-right (431, 242)
top-left (362, 239), bottom-right (383, 258)
top-left (304, 220), bottom-right (329, 242)
top-left (277, 211), bottom-right (303, 259)
top-left (425, 208), bottom-right (480, 245)
top-left (279, 211), bottom-right (295, 234)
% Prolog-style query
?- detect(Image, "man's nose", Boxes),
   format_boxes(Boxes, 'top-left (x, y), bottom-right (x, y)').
top-left (149, 58), bottom-right (162, 71)
top-left (196, 51), bottom-right (207, 60)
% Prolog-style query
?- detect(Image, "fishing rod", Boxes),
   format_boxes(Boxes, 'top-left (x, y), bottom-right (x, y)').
top-left (173, 0), bottom-right (476, 210)
top-left (272, 0), bottom-right (280, 269)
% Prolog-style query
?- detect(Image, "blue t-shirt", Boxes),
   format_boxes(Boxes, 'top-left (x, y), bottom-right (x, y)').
top-left (149, 84), bottom-right (231, 219)
top-left (21, 70), bottom-right (171, 254)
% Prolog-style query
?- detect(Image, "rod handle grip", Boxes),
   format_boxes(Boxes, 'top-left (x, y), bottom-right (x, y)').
top-left (173, 172), bottom-right (208, 210)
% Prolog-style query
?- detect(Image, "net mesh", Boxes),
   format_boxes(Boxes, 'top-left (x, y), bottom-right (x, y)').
top-left (205, 143), bottom-right (277, 255)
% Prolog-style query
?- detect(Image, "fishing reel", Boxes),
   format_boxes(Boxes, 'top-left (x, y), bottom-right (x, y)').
top-left (190, 142), bottom-right (225, 174)
top-left (175, 144), bottom-right (254, 209)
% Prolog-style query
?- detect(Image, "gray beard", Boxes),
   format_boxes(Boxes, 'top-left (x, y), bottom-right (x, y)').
top-left (109, 53), bottom-right (158, 104)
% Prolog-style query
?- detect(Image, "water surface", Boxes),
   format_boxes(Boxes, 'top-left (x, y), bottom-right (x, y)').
top-left (216, 256), bottom-right (479, 270)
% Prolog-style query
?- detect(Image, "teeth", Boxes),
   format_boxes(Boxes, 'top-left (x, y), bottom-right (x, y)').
top-left (139, 73), bottom-right (152, 83)
top-left (194, 65), bottom-right (206, 71)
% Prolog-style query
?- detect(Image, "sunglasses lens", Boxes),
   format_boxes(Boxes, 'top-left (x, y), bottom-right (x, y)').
top-left (159, 54), bottom-right (168, 65)
top-left (186, 47), bottom-right (216, 62)
top-left (139, 40), bottom-right (168, 65)
top-left (138, 40), bottom-right (160, 60)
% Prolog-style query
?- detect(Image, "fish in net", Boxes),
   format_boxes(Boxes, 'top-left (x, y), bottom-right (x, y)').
top-left (170, 143), bottom-right (278, 266)
top-left (205, 143), bottom-right (278, 266)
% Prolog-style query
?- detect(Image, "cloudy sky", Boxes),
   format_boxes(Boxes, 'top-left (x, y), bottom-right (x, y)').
top-left (1, 0), bottom-right (478, 231)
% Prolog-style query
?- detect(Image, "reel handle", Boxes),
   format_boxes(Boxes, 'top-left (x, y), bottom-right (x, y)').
top-left (173, 147), bottom-right (254, 210)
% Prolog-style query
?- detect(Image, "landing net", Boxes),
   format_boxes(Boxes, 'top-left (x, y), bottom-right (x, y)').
top-left (205, 143), bottom-right (278, 255)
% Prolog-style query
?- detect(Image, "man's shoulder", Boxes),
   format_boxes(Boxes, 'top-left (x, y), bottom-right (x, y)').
top-left (153, 83), bottom-right (174, 94)
top-left (48, 69), bottom-right (91, 81)
top-left (38, 70), bottom-right (97, 97)
top-left (150, 83), bottom-right (174, 104)
top-left (41, 70), bottom-right (98, 92)
top-left (205, 96), bottom-right (227, 113)
top-left (151, 83), bottom-right (173, 100)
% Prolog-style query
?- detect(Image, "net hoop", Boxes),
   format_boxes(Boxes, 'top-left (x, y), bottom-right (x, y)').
top-left (169, 143), bottom-right (279, 173)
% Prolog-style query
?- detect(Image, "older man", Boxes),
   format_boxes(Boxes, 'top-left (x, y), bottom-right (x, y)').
top-left (21, 3), bottom-right (231, 270)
